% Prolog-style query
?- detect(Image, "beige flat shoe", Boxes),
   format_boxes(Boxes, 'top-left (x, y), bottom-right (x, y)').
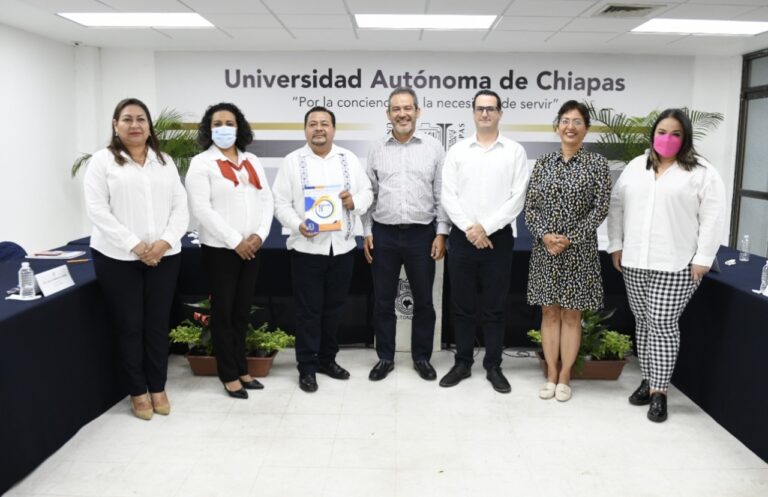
top-left (539, 382), bottom-right (556, 399)
top-left (555, 383), bottom-right (572, 402)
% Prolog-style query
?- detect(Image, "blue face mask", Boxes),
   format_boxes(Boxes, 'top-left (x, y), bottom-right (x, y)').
top-left (212, 126), bottom-right (237, 149)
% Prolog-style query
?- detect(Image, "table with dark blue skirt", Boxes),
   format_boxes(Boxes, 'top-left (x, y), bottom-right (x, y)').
top-left (675, 246), bottom-right (768, 463)
top-left (0, 249), bottom-right (124, 495)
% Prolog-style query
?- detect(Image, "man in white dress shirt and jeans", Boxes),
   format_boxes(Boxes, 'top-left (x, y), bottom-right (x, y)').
top-left (273, 106), bottom-right (373, 393)
top-left (439, 90), bottom-right (530, 393)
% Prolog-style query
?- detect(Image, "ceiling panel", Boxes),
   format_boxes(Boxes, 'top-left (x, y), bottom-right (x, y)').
top-left (495, 16), bottom-right (571, 31)
top-left (734, 7), bottom-right (768, 21)
top-left (425, 0), bottom-right (511, 15)
top-left (661, 4), bottom-right (759, 19)
top-left (181, 0), bottom-right (270, 14)
top-left (281, 15), bottom-right (352, 29)
top-left (2, 0), bottom-right (765, 55)
top-left (687, 0), bottom-right (768, 5)
top-left (355, 29), bottom-right (422, 43)
top-left (505, 0), bottom-right (595, 17)
top-left (261, 0), bottom-right (347, 15)
top-left (202, 14), bottom-right (281, 29)
top-left (345, 0), bottom-right (427, 14)
top-left (21, 0), bottom-right (111, 12)
top-left (562, 18), bottom-right (645, 33)
top-left (99, 0), bottom-right (191, 12)
top-left (222, 28), bottom-right (295, 44)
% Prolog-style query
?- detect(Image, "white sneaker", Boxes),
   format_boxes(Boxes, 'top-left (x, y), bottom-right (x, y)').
top-left (539, 382), bottom-right (556, 399)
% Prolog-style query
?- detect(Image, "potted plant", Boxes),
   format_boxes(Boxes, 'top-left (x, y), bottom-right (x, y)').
top-left (245, 323), bottom-right (295, 377)
top-left (527, 309), bottom-right (632, 380)
top-left (169, 299), bottom-right (293, 377)
top-left (71, 108), bottom-right (199, 177)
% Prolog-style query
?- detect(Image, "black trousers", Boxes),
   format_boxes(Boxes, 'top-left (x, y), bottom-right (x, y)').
top-left (92, 249), bottom-right (181, 396)
top-left (290, 249), bottom-right (354, 375)
top-left (371, 222), bottom-right (436, 361)
top-left (447, 226), bottom-right (514, 370)
top-left (202, 245), bottom-right (260, 383)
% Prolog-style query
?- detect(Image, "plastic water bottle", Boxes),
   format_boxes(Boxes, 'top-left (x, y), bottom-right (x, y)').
top-left (18, 262), bottom-right (36, 299)
top-left (761, 260), bottom-right (768, 293)
top-left (739, 235), bottom-right (750, 262)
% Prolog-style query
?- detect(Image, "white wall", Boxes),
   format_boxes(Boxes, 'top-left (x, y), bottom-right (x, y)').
top-left (0, 23), bottom-right (79, 253)
top-left (691, 55), bottom-right (742, 243)
top-left (0, 28), bottom-right (745, 252)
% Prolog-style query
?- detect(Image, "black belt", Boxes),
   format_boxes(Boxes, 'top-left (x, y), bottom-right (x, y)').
top-left (377, 222), bottom-right (430, 230)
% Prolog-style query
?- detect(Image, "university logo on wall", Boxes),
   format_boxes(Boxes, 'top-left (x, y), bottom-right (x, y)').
top-left (385, 122), bottom-right (465, 151)
top-left (395, 278), bottom-right (414, 320)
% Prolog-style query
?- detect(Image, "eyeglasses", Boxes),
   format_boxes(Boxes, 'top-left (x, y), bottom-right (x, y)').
top-left (558, 118), bottom-right (585, 127)
top-left (474, 106), bottom-right (499, 114)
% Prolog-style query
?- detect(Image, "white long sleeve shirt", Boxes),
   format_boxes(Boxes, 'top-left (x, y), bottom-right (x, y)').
top-left (185, 146), bottom-right (274, 249)
top-left (441, 133), bottom-right (530, 235)
top-left (607, 154), bottom-right (726, 271)
top-left (273, 144), bottom-right (372, 255)
top-left (84, 148), bottom-right (189, 261)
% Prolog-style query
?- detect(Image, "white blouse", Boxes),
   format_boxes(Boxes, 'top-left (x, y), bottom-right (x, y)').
top-left (607, 153), bottom-right (726, 271)
top-left (185, 146), bottom-right (274, 249)
top-left (84, 148), bottom-right (189, 261)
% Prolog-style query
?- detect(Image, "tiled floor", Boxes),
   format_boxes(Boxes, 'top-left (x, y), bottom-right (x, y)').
top-left (7, 349), bottom-right (768, 497)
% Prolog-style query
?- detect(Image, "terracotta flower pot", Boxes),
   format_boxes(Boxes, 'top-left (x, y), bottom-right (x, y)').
top-left (185, 351), bottom-right (279, 377)
top-left (185, 353), bottom-right (218, 376)
top-left (536, 351), bottom-right (626, 380)
top-left (247, 351), bottom-right (277, 377)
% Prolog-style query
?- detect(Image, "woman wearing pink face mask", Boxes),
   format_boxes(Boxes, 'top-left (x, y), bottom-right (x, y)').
top-left (607, 109), bottom-right (725, 423)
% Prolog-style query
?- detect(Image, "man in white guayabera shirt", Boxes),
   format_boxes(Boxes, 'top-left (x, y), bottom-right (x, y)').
top-left (273, 106), bottom-right (372, 393)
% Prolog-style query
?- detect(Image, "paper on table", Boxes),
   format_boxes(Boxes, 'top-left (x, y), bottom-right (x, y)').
top-left (26, 250), bottom-right (86, 260)
top-left (35, 265), bottom-right (75, 296)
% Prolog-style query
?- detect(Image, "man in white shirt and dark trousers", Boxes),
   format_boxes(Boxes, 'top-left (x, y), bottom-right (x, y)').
top-left (273, 106), bottom-right (373, 393)
top-left (363, 87), bottom-right (449, 382)
top-left (439, 90), bottom-right (530, 393)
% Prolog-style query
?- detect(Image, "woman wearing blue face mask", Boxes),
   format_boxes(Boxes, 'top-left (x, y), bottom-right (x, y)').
top-left (607, 109), bottom-right (725, 422)
top-left (186, 102), bottom-right (275, 398)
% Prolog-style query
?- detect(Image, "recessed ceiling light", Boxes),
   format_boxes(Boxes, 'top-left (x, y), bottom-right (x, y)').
top-left (632, 18), bottom-right (768, 36)
top-left (355, 14), bottom-right (496, 30)
top-left (58, 12), bottom-right (213, 28)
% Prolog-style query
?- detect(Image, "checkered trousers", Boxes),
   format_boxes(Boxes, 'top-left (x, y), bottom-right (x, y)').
top-left (622, 265), bottom-right (701, 391)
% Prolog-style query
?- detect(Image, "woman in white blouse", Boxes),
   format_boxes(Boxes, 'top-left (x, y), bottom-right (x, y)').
top-left (84, 98), bottom-right (189, 420)
top-left (607, 108), bottom-right (725, 423)
top-left (185, 102), bottom-right (274, 399)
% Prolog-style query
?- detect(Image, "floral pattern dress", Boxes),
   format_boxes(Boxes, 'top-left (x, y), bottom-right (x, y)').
top-left (524, 148), bottom-right (611, 310)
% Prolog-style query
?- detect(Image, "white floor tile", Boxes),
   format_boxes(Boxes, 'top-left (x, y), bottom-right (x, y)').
top-left (7, 351), bottom-right (767, 497)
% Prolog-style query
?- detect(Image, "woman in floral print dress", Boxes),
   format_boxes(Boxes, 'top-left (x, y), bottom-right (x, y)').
top-left (524, 100), bottom-right (612, 402)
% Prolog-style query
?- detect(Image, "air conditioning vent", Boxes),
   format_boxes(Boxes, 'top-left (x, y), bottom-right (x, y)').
top-left (594, 4), bottom-right (666, 18)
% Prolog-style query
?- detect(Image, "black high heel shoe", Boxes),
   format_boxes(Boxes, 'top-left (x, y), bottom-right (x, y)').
top-left (240, 378), bottom-right (264, 390)
top-left (224, 384), bottom-right (249, 399)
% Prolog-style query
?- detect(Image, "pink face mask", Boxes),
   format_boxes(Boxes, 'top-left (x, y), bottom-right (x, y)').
top-left (653, 134), bottom-right (683, 158)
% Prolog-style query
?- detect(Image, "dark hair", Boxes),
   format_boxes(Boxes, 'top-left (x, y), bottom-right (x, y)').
top-left (472, 90), bottom-right (501, 110)
top-left (388, 87), bottom-right (419, 109)
top-left (554, 100), bottom-right (590, 130)
top-left (197, 102), bottom-right (253, 151)
top-left (646, 108), bottom-right (699, 171)
top-left (108, 98), bottom-right (166, 166)
top-left (304, 106), bottom-right (336, 127)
